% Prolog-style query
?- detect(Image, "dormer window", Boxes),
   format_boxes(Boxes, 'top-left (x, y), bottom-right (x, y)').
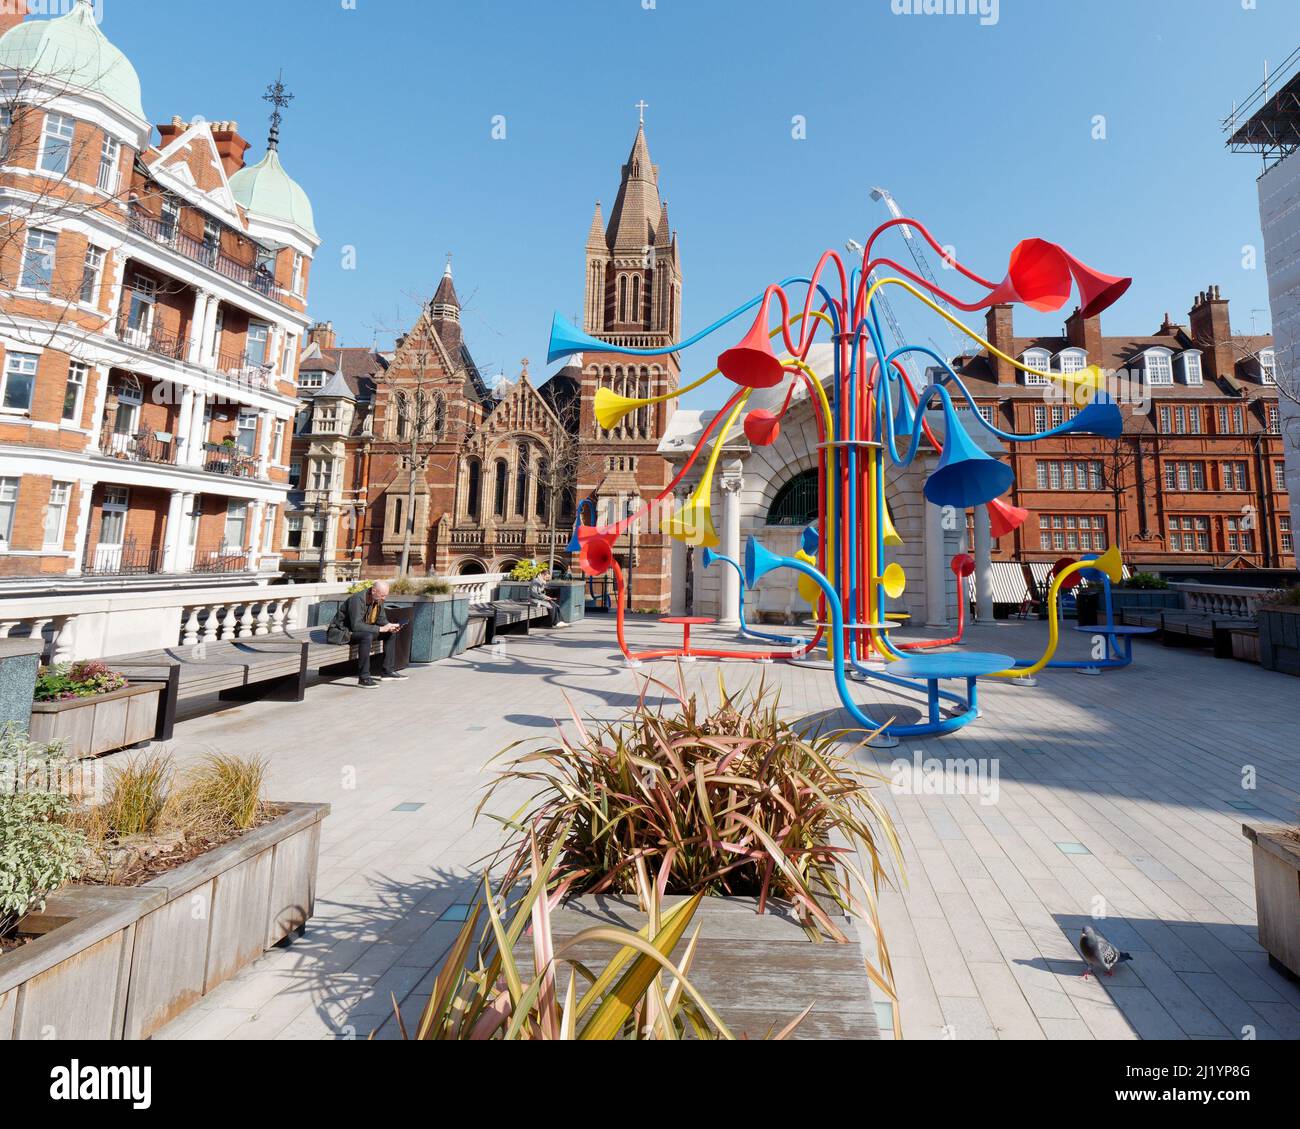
top-left (1144, 349), bottom-right (1174, 385)
top-left (1022, 349), bottom-right (1051, 386)
top-left (1260, 350), bottom-right (1277, 385)
top-left (1056, 348), bottom-right (1087, 375)
top-left (1178, 351), bottom-right (1203, 385)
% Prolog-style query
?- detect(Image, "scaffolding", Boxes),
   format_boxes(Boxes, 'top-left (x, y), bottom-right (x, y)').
top-left (1225, 47), bottom-right (1300, 171)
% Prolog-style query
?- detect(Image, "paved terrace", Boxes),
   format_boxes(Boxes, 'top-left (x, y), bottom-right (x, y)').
top-left (138, 615), bottom-right (1300, 1041)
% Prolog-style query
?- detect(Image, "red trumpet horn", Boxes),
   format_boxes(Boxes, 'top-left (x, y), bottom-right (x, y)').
top-left (951, 553), bottom-right (976, 580)
top-left (577, 527), bottom-right (614, 577)
top-left (1058, 249), bottom-right (1131, 318)
top-left (987, 496), bottom-right (1030, 540)
top-left (981, 238), bottom-right (1072, 313)
top-left (718, 290), bottom-right (785, 389)
top-left (744, 409), bottom-right (781, 446)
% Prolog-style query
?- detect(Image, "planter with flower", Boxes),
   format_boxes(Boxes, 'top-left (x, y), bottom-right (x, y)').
top-left (29, 660), bottom-right (161, 760)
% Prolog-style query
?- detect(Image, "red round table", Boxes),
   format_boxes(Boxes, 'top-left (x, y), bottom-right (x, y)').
top-left (659, 616), bottom-right (715, 657)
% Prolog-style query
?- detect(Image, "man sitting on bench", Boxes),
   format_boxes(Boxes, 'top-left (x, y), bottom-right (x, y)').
top-left (327, 580), bottom-right (406, 688)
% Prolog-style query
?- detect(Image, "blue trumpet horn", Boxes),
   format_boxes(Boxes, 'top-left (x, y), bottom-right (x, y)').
top-left (924, 394), bottom-right (1015, 509)
top-left (744, 536), bottom-right (786, 588)
top-left (701, 546), bottom-right (720, 570)
top-left (546, 312), bottom-right (607, 365)
top-left (1060, 399), bottom-right (1124, 439)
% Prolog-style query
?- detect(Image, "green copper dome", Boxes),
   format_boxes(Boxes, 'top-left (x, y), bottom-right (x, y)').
top-left (229, 148), bottom-right (317, 239)
top-left (0, 1), bottom-right (145, 122)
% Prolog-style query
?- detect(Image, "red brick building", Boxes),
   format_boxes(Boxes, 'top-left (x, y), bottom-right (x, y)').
top-left (290, 122), bottom-right (684, 606)
top-left (0, 3), bottom-right (319, 589)
top-left (951, 288), bottom-right (1293, 571)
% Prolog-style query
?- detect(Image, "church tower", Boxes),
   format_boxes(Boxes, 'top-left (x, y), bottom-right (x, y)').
top-left (577, 117), bottom-right (682, 611)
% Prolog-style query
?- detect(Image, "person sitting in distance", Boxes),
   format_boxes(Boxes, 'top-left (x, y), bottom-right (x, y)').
top-left (528, 567), bottom-right (568, 628)
top-left (327, 579), bottom-right (406, 687)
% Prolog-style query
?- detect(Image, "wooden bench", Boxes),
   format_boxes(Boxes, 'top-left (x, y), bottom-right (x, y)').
top-left (110, 632), bottom-right (391, 740)
top-left (1119, 609), bottom-right (1254, 659)
top-left (470, 599), bottom-right (550, 642)
top-left (109, 641), bottom-right (312, 741)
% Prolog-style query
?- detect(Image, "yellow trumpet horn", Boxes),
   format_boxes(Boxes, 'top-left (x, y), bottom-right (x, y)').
top-left (882, 498), bottom-right (904, 548)
top-left (1090, 545), bottom-right (1124, 584)
top-left (593, 387), bottom-right (645, 431)
top-left (794, 549), bottom-right (821, 606)
top-left (1050, 363), bottom-right (1107, 407)
top-left (879, 563), bottom-right (907, 600)
top-left (662, 483), bottom-right (719, 548)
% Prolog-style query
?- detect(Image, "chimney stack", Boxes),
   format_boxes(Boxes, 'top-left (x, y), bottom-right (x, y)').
top-left (1065, 305), bottom-right (1103, 361)
top-left (985, 305), bottom-right (1017, 384)
top-left (307, 321), bottom-right (337, 351)
top-left (211, 121), bottom-right (251, 176)
top-left (1189, 285), bottom-right (1234, 380)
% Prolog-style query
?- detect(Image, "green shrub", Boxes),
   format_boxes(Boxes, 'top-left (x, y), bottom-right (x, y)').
top-left (347, 579), bottom-right (375, 596)
top-left (390, 575), bottom-right (452, 597)
top-left (509, 560), bottom-right (548, 582)
top-left (1121, 572), bottom-right (1169, 590)
top-left (0, 730), bottom-right (84, 938)
top-left (34, 660), bottom-right (129, 703)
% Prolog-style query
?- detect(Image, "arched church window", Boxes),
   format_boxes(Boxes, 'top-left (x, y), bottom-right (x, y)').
top-left (536, 457), bottom-right (550, 519)
top-left (617, 275), bottom-right (628, 323)
top-left (768, 470), bottom-right (819, 527)
top-left (514, 444), bottom-right (529, 518)
top-left (630, 275), bottom-right (640, 323)
top-left (433, 392), bottom-right (447, 438)
top-left (466, 458), bottom-right (481, 520)
top-left (494, 459), bottom-right (508, 517)
top-left (395, 392), bottom-right (411, 441)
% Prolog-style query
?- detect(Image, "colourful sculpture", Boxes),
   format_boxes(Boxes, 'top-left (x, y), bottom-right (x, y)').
top-left (550, 216), bottom-right (1132, 743)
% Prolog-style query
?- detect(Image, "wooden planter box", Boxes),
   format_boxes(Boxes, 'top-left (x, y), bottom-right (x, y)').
top-left (0, 802), bottom-right (328, 1040)
top-left (527, 895), bottom-right (879, 1040)
top-left (28, 683), bottom-right (162, 760)
top-left (1242, 824), bottom-right (1300, 982)
top-left (1230, 628), bottom-right (1261, 664)
top-left (1258, 605), bottom-right (1300, 676)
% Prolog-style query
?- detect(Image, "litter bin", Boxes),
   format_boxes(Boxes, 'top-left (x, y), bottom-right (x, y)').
top-left (384, 605), bottom-right (414, 671)
top-left (1076, 589), bottom-right (1101, 627)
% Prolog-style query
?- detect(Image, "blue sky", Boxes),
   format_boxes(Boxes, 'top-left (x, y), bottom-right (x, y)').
top-left (99, 0), bottom-right (1296, 408)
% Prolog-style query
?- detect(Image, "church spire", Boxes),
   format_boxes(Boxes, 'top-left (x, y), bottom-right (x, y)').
top-left (605, 120), bottom-right (661, 252)
top-left (429, 252), bottom-right (461, 356)
top-left (586, 201), bottom-right (605, 251)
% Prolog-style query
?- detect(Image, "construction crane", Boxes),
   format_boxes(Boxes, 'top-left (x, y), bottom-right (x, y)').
top-left (846, 236), bottom-right (920, 385)
top-left (869, 186), bottom-right (973, 366)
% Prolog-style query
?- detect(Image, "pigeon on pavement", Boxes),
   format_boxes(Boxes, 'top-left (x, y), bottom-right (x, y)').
top-left (1080, 925), bottom-right (1133, 978)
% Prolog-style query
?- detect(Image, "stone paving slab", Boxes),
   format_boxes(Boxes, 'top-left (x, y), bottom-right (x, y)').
top-left (131, 615), bottom-right (1300, 1041)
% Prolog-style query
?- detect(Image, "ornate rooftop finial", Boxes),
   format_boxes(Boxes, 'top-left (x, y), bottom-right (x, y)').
top-left (520, 357), bottom-right (531, 381)
top-left (635, 99), bottom-right (649, 125)
top-left (444, 251), bottom-right (453, 278)
top-left (262, 72), bottom-right (294, 152)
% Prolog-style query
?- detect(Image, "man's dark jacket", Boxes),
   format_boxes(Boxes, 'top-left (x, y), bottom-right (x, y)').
top-left (327, 592), bottom-right (388, 644)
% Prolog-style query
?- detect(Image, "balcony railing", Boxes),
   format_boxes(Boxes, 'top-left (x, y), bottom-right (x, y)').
top-left (127, 207), bottom-right (284, 303)
top-left (81, 538), bottom-right (251, 578)
top-left (116, 311), bottom-right (187, 362)
top-left (202, 442), bottom-right (261, 479)
top-left (98, 424), bottom-right (177, 466)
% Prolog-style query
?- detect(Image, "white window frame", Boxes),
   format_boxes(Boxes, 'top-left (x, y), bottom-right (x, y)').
top-left (246, 321), bottom-right (271, 368)
top-left (99, 486), bottom-right (129, 548)
top-left (62, 360), bottom-right (88, 423)
top-left (1056, 348), bottom-right (1087, 375)
top-left (272, 418), bottom-right (285, 463)
top-left (3, 351), bottom-right (39, 414)
top-left (285, 513), bottom-right (303, 549)
top-left (224, 500), bottom-right (249, 551)
top-left (39, 111), bottom-right (75, 176)
top-left (1022, 350), bottom-right (1051, 386)
top-left (292, 253), bottom-right (305, 295)
top-left (1178, 350), bottom-right (1203, 385)
top-left (21, 227), bottom-right (58, 291)
top-left (0, 106), bottom-right (11, 161)
top-left (1144, 349), bottom-right (1174, 385)
top-left (236, 408), bottom-right (259, 455)
top-left (261, 503), bottom-right (277, 551)
top-left (97, 135), bottom-right (121, 193)
top-left (0, 477), bottom-right (17, 546)
top-left (1260, 350), bottom-right (1277, 385)
top-left (80, 244), bottom-right (105, 305)
top-left (43, 481), bottom-right (71, 549)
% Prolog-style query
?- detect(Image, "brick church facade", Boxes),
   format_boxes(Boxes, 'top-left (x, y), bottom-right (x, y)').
top-left (285, 123), bottom-right (683, 607)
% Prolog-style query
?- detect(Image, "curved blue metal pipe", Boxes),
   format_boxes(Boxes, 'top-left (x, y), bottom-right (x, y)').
top-left (704, 551), bottom-right (808, 647)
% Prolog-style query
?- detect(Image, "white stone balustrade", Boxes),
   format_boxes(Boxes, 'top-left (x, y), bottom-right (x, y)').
top-left (1170, 583), bottom-right (1273, 619)
top-left (0, 581), bottom-right (352, 662)
top-left (444, 574), bottom-right (508, 607)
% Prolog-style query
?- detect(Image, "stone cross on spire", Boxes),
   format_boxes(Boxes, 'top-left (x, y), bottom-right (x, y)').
top-left (635, 99), bottom-right (649, 124)
top-left (263, 72), bottom-right (294, 151)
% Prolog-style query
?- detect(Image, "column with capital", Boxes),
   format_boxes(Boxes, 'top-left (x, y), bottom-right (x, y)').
top-left (718, 460), bottom-right (745, 628)
top-left (256, 411), bottom-right (273, 477)
top-left (162, 489), bottom-right (185, 572)
top-left (188, 292), bottom-right (211, 365)
top-left (199, 297), bottom-right (222, 369)
top-left (248, 499), bottom-right (265, 571)
top-left (187, 394), bottom-right (208, 466)
top-left (175, 385), bottom-right (195, 464)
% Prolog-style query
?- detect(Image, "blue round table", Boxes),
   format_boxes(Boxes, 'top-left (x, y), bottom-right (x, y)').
top-left (882, 652), bottom-right (1016, 726)
top-left (1068, 624), bottom-right (1157, 670)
